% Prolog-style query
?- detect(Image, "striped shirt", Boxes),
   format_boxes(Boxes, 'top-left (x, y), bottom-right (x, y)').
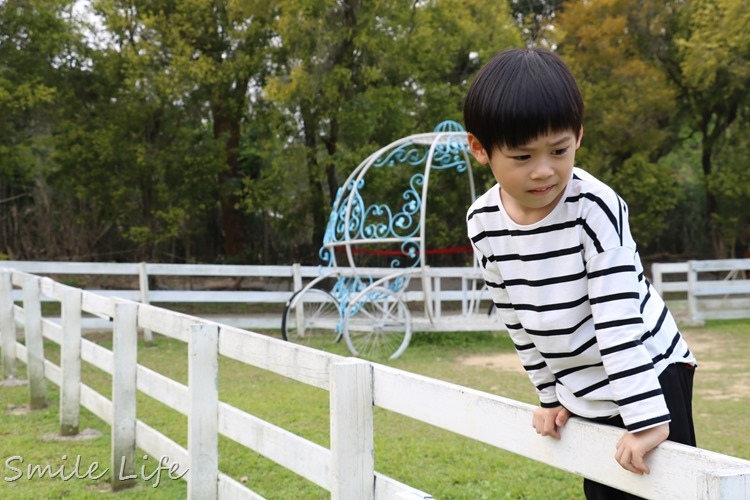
top-left (466, 167), bottom-right (696, 432)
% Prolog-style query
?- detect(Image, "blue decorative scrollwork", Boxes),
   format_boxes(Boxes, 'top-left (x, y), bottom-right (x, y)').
top-left (388, 274), bottom-right (409, 293)
top-left (431, 122), bottom-right (470, 172)
top-left (434, 120), bottom-right (464, 132)
top-left (332, 275), bottom-right (371, 302)
top-left (373, 141), bottom-right (428, 168)
top-left (431, 138), bottom-right (469, 172)
top-left (318, 120), bottom-right (471, 284)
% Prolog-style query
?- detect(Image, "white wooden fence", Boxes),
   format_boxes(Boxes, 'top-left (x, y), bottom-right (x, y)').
top-left (0, 261), bottom-right (499, 333)
top-left (0, 261), bottom-right (320, 331)
top-left (4, 258), bottom-right (749, 330)
top-left (2, 268), bottom-right (750, 499)
top-left (651, 259), bottom-right (750, 324)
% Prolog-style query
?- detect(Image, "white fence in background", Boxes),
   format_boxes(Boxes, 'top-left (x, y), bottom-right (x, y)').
top-left (3, 258), bottom-right (750, 329)
top-left (2, 268), bottom-right (750, 499)
top-left (0, 261), bottom-right (500, 334)
top-left (650, 259), bottom-right (750, 324)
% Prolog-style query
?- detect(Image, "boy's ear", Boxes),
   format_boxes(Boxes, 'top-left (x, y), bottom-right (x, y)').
top-left (575, 125), bottom-right (584, 149)
top-left (467, 133), bottom-right (489, 164)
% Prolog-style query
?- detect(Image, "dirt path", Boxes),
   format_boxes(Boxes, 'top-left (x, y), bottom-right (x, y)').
top-left (459, 327), bottom-right (750, 399)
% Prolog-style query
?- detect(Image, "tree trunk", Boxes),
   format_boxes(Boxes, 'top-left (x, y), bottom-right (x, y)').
top-left (700, 103), bottom-right (738, 258)
top-left (213, 105), bottom-right (245, 260)
top-left (699, 134), bottom-right (722, 257)
top-left (301, 102), bottom-right (327, 254)
top-left (324, 118), bottom-right (340, 206)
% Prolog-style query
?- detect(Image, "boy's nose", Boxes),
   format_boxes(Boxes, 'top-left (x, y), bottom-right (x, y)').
top-left (530, 163), bottom-right (554, 179)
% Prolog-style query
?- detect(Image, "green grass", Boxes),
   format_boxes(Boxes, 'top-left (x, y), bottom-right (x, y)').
top-left (680, 320), bottom-right (750, 459)
top-left (1, 321), bottom-right (749, 499)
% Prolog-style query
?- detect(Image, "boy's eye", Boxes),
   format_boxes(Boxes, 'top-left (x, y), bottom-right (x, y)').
top-left (512, 155), bottom-right (531, 161)
top-left (552, 147), bottom-right (569, 156)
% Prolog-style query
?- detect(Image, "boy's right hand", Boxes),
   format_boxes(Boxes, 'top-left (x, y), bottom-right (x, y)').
top-left (532, 405), bottom-right (571, 440)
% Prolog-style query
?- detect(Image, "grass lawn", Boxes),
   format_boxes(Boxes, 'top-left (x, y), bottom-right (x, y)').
top-left (1, 320), bottom-right (749, 499)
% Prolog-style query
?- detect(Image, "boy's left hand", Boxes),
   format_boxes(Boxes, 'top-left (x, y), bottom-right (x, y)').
top-left (615, 423), bottom-right (669, 475)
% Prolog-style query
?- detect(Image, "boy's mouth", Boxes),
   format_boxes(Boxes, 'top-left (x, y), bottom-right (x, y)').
top-left (529, 185), bottom-right (554, 196)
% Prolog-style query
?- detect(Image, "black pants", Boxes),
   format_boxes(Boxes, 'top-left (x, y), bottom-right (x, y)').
top-left (582, 362), bottom-right (696, 500)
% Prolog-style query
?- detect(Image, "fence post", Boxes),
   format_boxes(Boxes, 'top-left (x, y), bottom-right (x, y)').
top-left (188, 323), bottom-right (219, 500)
top-left (432, 272), bottom-right (441, 320)
top-left (330, 359), bottom-right (374, 500)
top-left (650, 263), bottom-right (662, 296)
top-left (111, 301), bottom-right (138, 491)
top-left (292, 264), bottom-right (304, 335)
top-left (699, 468), bottom-right (750, 499)
top-left (138, 262), bottom-right (153, 345)
top-left (687, 260), bottom-right (699, 324)
top-left (421, 266), bottom-right (434, 321)
top-left (23, 277), bottom-right (46, 409)
top-left (461, 276), bottom-right (468, 316)
top-left (292, 263), bottom-right (303, 292)
top-left (60, 287), bottom-right (82, 436)
top-left (0, 270), bottom-right (17, 379)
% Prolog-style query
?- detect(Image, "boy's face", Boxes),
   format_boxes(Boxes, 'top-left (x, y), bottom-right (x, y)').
top-left (467, 128), bottom-right (582, 225)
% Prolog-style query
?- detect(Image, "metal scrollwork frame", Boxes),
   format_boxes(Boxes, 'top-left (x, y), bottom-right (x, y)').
top-left (318, 120), bottom-right (477, 324)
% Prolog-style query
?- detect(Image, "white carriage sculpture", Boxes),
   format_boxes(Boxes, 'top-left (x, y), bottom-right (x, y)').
top-left (281, 121), bottom-right (500, 360)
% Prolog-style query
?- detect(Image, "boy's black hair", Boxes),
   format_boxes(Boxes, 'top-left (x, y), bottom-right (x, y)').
top-left (463, 48), bottom-right (584, 156)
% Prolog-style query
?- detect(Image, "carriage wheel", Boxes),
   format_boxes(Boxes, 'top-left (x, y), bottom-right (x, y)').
top-left (343, 286), bottom-right (412, 360)
top-left (281, 288), bottom-right (340, 348)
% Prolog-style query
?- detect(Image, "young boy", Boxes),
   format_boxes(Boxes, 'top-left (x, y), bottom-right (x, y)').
top-left (464, 48), bottom-right (697, 499)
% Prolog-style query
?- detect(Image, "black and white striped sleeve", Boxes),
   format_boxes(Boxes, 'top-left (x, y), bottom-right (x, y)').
top-left (582, 194), bottom-right (670, 431)
top-left (468, 212), bottom-right (559, 408)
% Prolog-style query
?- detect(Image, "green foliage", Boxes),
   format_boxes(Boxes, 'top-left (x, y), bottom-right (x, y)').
top-left (646, 0), bottom-right (750, 256)
top-left (677, 0), bottom-right (750, 96)
top-left (406, 0), bottom-right (523, 124)
top-left (507, 0), bottom-right (564, 47)
top-left (558, 0), bottom-right (750, 258)
top-left (604, 154), bottom-right (683, 249)
top-left (85, 0), bottom-right (275, 260)
top-left (263, 0), bottom-right (521, 260)
top-left (0, 0), bottom-right (72, 181)
top-left (0, 0), bottom-right (104, 259)
top-left (1, 0), bottom-right (749, 262)
top-left (558, 0), bottom-right (678, 177)
top-left (647, 135), bottom-right (711, 257)
top-left (707, 118), bottom-right (750, 255)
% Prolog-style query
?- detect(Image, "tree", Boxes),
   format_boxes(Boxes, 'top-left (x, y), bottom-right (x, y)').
top-left (666, 0), bottom-right (750, 256)
top-left (507, 0), bottom-right (564, 47)
top-left (90, 0), bottom-right (274, 260)
top-left (0, 0), bottom-right (86, 258)
top-left (556, 0), bottom-right (681, 249)
top-left (709, 116), bottom-right (750, 257)
top-left (0, 0), bottom-right (522, 264)
top-left (557, 0), bottom-right (750, 257)
top-left (265, 0), bottom-right (521, 260)
top-left (623, 0), bottom-right (750, 257)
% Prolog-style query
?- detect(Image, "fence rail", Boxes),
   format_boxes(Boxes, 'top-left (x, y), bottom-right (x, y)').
top-left (2, 268), bottom-right (750, 498)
